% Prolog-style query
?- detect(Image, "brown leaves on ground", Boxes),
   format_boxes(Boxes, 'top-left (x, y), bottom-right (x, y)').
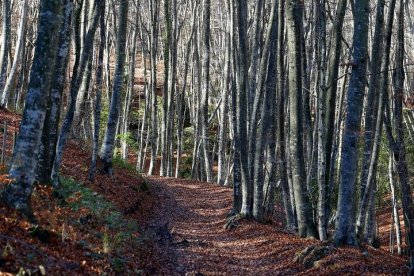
top-left (0, 140), bottom-right (156, 274)
top-left (0, 108), bottom-right (410, 275)
top-left (143, 177), bottom-right (409, 275)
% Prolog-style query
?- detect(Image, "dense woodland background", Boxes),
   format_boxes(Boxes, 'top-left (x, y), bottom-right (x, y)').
top-left (1, 0), bottom-right (414, 273)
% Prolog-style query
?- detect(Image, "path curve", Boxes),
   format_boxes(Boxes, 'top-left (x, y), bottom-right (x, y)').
top-left (142, 177), bottom-right (408, 276)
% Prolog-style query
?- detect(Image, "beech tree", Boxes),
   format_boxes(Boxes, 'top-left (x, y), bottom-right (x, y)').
top-left (335, 0), bottom-right (369, 245)
top-left (99, 0), bottom-right (129, 175)
top-left (0, 0), bottom-right (63, 218)
top-left (1, 0), bottom-right (414, 267)
top-left (286, 0), bottom-right (316, 238)
top-left (0, 0), bottom-right (11, 93)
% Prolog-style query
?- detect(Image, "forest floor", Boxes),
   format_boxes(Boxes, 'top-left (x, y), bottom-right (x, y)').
top-left (0, 108), bottom-right (410, 275)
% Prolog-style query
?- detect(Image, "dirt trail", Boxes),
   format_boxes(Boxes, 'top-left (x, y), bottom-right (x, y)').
top-left (142, 177), bottom-right (408, 275)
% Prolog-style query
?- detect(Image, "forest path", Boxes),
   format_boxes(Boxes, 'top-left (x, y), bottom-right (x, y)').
top-left (143, 177), bottom-right (314, 275)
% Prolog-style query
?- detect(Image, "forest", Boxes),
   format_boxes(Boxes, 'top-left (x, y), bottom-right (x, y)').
top-left (1, 0), bottom-right (414, 274)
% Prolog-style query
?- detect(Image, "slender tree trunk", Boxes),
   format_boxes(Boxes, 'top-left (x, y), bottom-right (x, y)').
top-left (276, 0), bottom-right (295, 229)
top-left (334, 0), bottom-right (369, 245)
top-left (89, 0), bottom-right (106, 181)
top-left (230, 0), bottom-right (241, 214)
top-left (359, 0), bottom-right (385, 208)
top-left (121, 16), bottom-right (139, 160)
top-left (199, 0), bottom-right (213, 182)
top-left (388, 155), bottom-right (402, 255)
top-left (235, 0), bottom-right (252, 217)
top-left (177, 6), bottom-right (197, 178)
top-left (324, 0), bottom-right (347, 206)
top-left (1, 0), bottom-right (27, 107)
top-left (160, 0), bottom-right (171, 177)
top-left (99, 0), bottom-right (129, 175)
top-left (356, 0), bottom-right (390, 243)
top-left (247, 0), bottom-right (263, 117)
top-left (315, 0), bottom-right (328, 241)
top-left (252, 0), bottom-right (278, 222)
top-left (51, 0), bottom-right (102, 186)
top-left (217, 23), bottom-right (230, 185)
top-left (147, 0), bottom-right (160, 175)
top-left (286, 0), bottom-right (316, 238)
top-left (0, 0), bottom-right (11, 93)
top-left (387, 2), bottom-right (414, 271)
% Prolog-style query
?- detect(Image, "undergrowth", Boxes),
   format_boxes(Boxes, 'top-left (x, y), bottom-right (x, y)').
top-left (56, 177), bottom-right (142, 273)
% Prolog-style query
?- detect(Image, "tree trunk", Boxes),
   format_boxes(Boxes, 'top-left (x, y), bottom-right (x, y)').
top-left (387, 2), bottom-right (414, 271)
top-left (99, 0), bottom-right (129, 175)
top-left (315, 0), bottom-right (328, 241)
top-left (51, 0), bottom-right (103, 186)
top-left (200, 0), bottom-right (213, 182)
top-left (276, 0), bottom-right (295, 230)
top-left (0, 0), bottom-right (11, 93)
top-left (324, 0), bottom-right (347, 209)
top-left (388, 155), bottom-right (402, 254)
top-left (0, 0), bottom-right (62, 219)
top-left (235, 0), bottom-right (252, 217)
top-left (147, 0), bottom-right (160, 176)
top-left (252, 0), bottom-right (278, 222)
top-left (286, 0), bottom-right (316, 238)
top-left (1, 0), bottom-right (28, 107)
top-left (89, 0), bottom-right (106, 181)
top-left (356, 0), bottom-right (390, 243)
top-left (334, 0), bottom-right (369, 245)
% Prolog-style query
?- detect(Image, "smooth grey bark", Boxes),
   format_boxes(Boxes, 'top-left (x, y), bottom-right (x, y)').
top-left (247, 0), bottom-right (263, 117)
top-left (176, 6), bottom-right (197, 178)
top-left (37, 0), bottom-right (73, 184)
top-left (385, 2), bottom-right (414, 271)
top-left (0, 0), bottom-right (62, 218)
top-left (166, 0), bottom-right (178, 177)
top-left (136, 21), bottom-right (149, 173)
top-left (89, 0), bottom-right (105, 181)
top-left (324, 0), bottom-right (347, 212)
top-left (276, 0), bottom-right (295, 230)
top-left (356, 0), bottom-right (389, 243)
top-left (286, 0), bottom-right (316, 238)
top-left (252, 0), bottom-right (278, 222)
top-left (72, 56), bottom-right (93, 138)
top-left (235, 0), bottom-right (252, 217)
top-left (364, 179), bottom-right (377, 245)
top-left (315, 0), bottom-right (328, 241)
top-left (48, 0), bottom-right (73, 175)
top-left (335, 0), bottom-right (369, 245)
top-left (191, 27), bottom-right (203, 180)
top-left (121, 11), bottom-right (139, 160)
top-left (0, 0), bottom-right (11, 93)
top-left (217, 0), bottom-right (231, 185)
top-left (359, 0), bottom-right (385, 212)
top-left (326, 59), bottom-right (349, 225)
top-left (160, 0), bottom-right (171, 177)
top-left (72, 0), bottom-right (94, 139)
top-left (198, 0), bottom-right (213, 182)
top-left (388, 156), bottom-right (402, 255)
top-left (99, 0), bottom-right (129, 175)
top-left (147, 0), bottom-right (160, 176)
top-left (1, 0), bottom-right (27, 107)
top-left (51, 0), bottom-right (103, 186)
top-left (301, 7), bottom-right (313, 187)
top-left (230, 0), bottom-right (241, 213)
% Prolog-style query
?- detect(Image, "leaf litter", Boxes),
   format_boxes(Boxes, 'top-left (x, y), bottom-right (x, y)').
top-left (0, 108), bottom-right (409, 275)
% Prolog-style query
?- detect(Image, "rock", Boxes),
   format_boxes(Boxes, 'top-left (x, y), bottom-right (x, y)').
top-left (294, 245), bottom-right (336, 268)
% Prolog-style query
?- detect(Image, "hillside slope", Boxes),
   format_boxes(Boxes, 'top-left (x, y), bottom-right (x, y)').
top-left (0, 109), bottom-right (410, 275)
